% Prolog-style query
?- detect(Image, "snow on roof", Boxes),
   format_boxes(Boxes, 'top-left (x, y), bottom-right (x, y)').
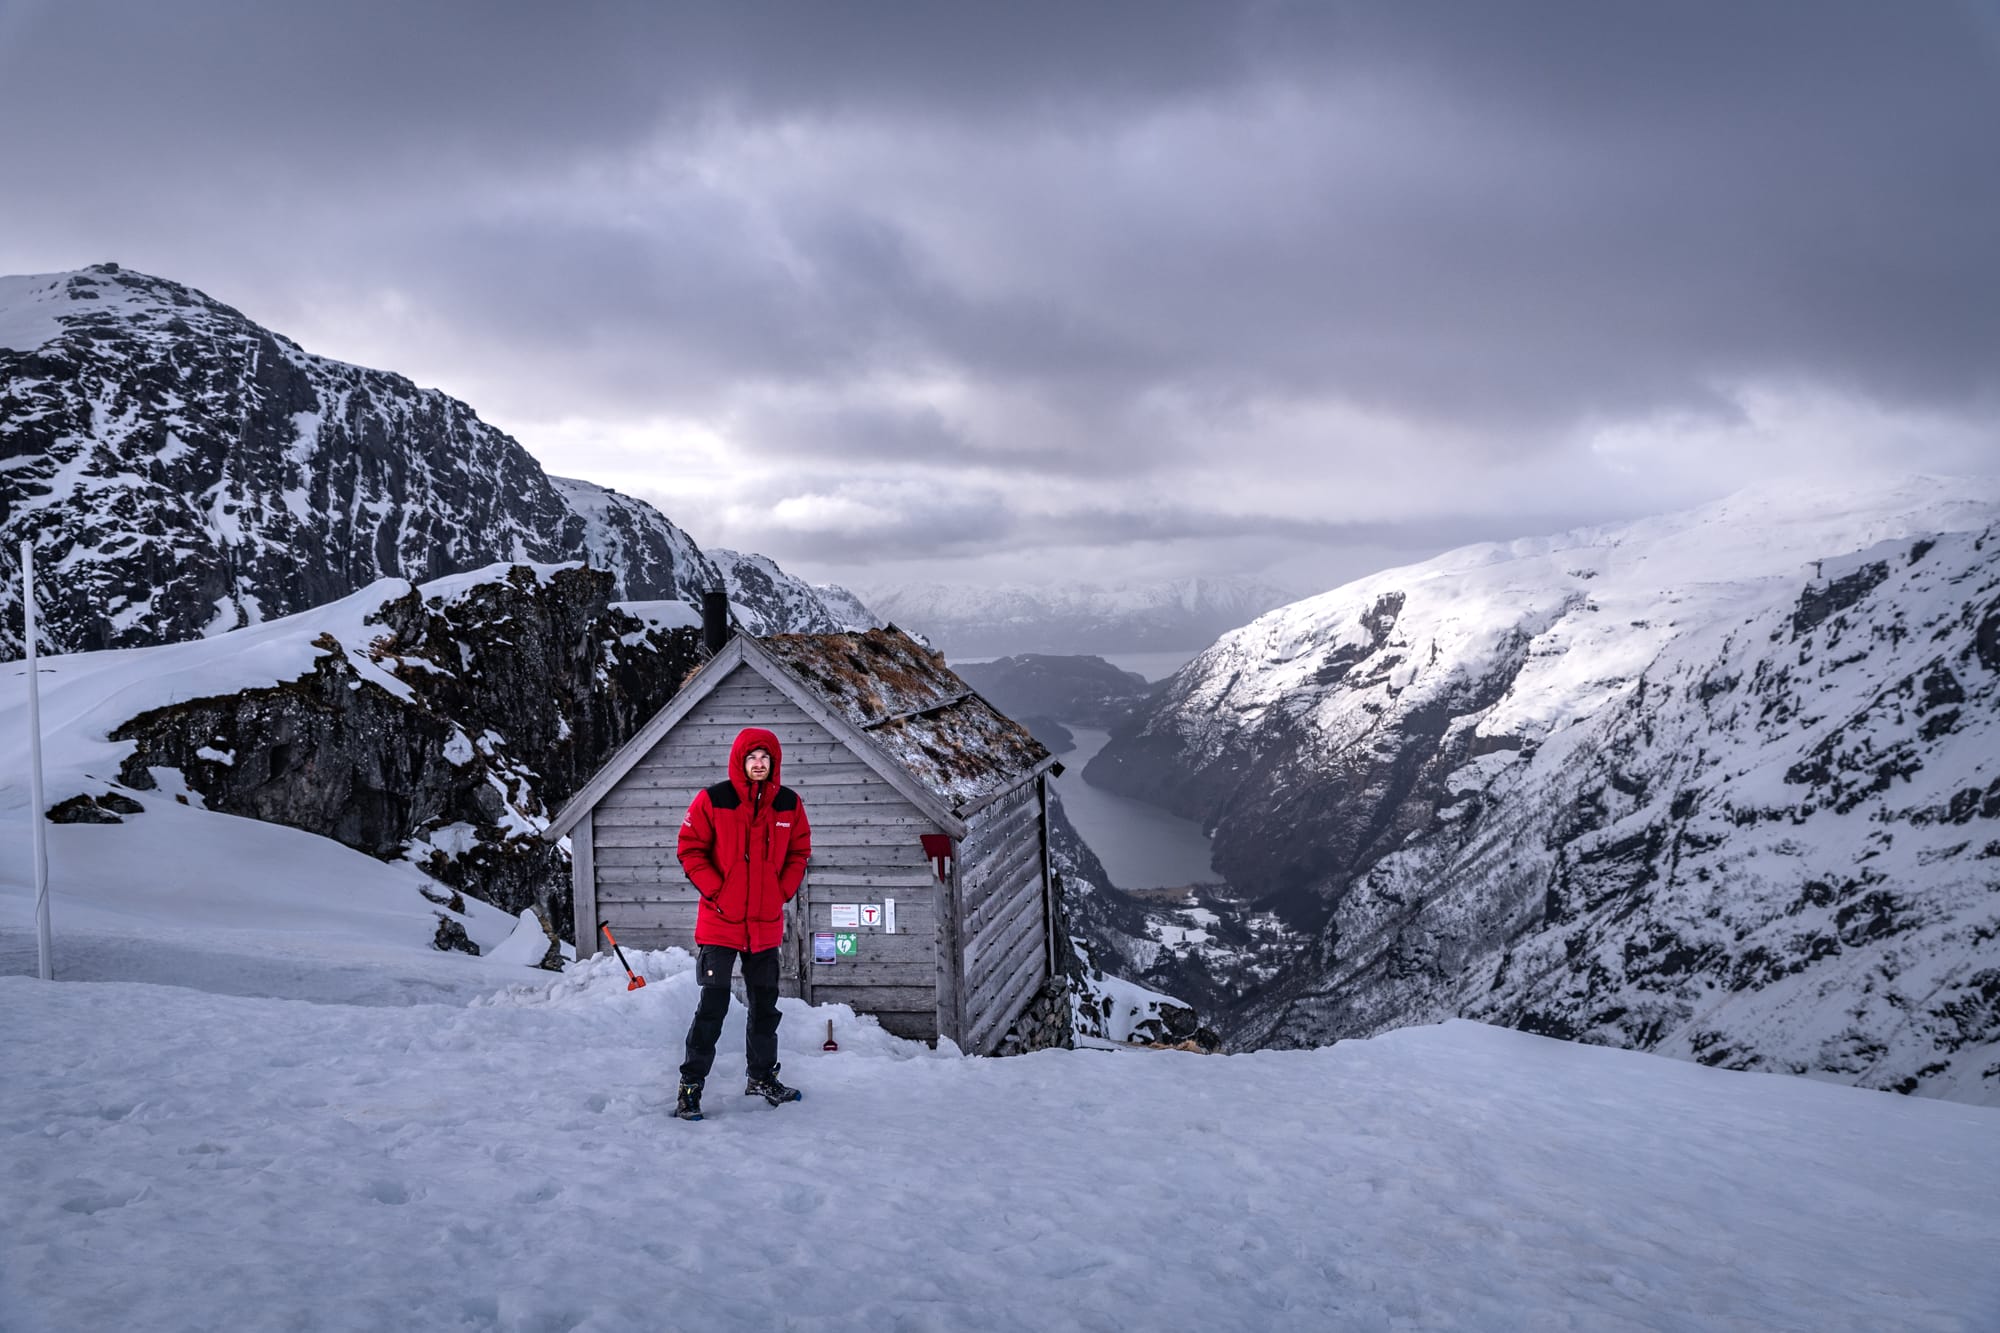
top-left (757, 627), bottom-right (1051, 809)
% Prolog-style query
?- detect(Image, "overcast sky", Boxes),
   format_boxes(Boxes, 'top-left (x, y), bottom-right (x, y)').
top-left (3, 1), bottom-right (1996, 594)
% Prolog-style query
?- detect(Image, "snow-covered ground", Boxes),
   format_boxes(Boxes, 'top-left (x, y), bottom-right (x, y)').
top-left (4, 483), bottom-right (1996, 1328)
top-left (6, 912), bottom-right (1997, 1328)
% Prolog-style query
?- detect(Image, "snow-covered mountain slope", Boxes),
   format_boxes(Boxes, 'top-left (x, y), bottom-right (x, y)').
top-left (0, 561), bottom-right (704, 934)
top-left (863, 575), bottom-right (1298, 657)
top-left (707, 547), bottom-right (875, 633)
top-left (810, 580), bottom-right (883, 631)
top-left (545, 473), bottom-right (721, 603)
top-left (1091, 477), bottom-right (2000, 1103)
top-left (0, 263), bottom-right (842, 656)
top-left (6, 938), bottom-right (1996, 1331)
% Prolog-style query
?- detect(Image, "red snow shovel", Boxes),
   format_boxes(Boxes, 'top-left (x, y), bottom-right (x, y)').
top-left (600, 924), bottom-right (646, 991)
top-left (823, 1019), bottom-right (838, 1052)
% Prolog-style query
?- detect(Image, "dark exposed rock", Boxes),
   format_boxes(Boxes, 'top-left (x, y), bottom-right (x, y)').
top-left (1791, 560), bottom-right (1890, 638)
top-left (47, 794), bottom-right (125, 824)
top-left (419, 885), bottom-right (467, 913)
top-left (432, 915), bottom-right (479, 956)
top-left (1977, 598), bottom-right (2000, 675)
top-left (105, 565), bottom-right (702, 935)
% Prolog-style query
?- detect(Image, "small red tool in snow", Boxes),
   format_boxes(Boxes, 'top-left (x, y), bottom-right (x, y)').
top-left (600, 924), bottom-right (645, 991)
top-left (823, 1019), bottom-right (838, 1052)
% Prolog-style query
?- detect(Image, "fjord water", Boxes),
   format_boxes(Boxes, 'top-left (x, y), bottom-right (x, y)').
top-left (1052, 727), bottom-right (1217, 892)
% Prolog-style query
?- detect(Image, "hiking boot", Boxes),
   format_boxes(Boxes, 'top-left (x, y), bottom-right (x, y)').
top-left (745, 1073), bottom-right (802, 1106)
top-left (674, 1081), bottom-right (704, 1121)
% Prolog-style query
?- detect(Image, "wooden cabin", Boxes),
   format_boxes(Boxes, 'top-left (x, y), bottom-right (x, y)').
top-left (545, 626), bottom-right (1063, 1054)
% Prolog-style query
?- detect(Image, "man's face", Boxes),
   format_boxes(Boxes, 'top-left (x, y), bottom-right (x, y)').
top-left (744, 748), bottom-right (773, 782)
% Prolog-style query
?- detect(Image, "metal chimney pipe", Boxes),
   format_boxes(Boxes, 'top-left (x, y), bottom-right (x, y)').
top-left (701, 588), bottom-right (732, 655)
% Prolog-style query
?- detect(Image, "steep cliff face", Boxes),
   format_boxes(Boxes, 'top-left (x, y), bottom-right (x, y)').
top-left (1092, 480), bottom-right (2000, 1102)
top-left (0, 264), bottom-right (841, 656)
top-left (707, 548), bottom-right (854, 633)
top-left (1049, 799), bottom-right (1218, 1048)
top-left (811, 582), bottom-right (882, 632)
top-left (102, 564), bottom-right (701, 934)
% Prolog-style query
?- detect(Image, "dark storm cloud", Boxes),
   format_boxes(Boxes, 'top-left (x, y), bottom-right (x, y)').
top-left (3, 1), bottom-right (1996, 582)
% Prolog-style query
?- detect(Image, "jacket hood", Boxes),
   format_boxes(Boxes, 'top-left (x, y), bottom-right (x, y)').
top-left (729, 726), bottom-right (783, 799)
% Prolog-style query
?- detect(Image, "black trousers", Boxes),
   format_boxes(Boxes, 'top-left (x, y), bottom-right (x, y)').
top-left (679, 944), bottom-right (782, 1084)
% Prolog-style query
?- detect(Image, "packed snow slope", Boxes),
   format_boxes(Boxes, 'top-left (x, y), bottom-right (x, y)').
top-left (0, 788), bottom-right (556, 1002)
top-left (1090, 477), bottom-right (2000, 1103)
top-left (6, 941), bottom-right (1997, 1333)
top-left (0, 264), bottom-right (862, 658)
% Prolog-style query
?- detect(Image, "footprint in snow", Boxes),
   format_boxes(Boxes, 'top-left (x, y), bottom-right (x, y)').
top-left (61, 1183), bottom-right (149, 1214)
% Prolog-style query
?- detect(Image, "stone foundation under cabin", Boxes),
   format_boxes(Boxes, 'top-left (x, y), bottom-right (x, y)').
top-left (992, 976), bottom-right (1074, 1055)
top-left (991, 874), bottom-right (1079, 1055)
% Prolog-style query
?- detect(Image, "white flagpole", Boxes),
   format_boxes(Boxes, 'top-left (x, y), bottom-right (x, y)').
top-left (23, 541), bottom-right (51, 981)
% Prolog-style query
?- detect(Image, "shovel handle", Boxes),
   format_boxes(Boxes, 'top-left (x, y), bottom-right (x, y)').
top-left (601, 924), bottom-right (643, 985)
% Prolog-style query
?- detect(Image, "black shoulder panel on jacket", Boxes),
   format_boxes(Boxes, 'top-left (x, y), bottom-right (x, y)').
top-left (773, 786), bottom-right (799, 812)
top-left (705, 781), bottom-right (741, 809)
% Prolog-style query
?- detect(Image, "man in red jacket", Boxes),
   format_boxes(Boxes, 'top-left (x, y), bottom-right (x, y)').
top-left (673, 726), bottom-right (812, 1120)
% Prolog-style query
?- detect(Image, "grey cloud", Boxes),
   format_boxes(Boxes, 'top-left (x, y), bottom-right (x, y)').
top-left (3, 1), bottom-right (1996, 587)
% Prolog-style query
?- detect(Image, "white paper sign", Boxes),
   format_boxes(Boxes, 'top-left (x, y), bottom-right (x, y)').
top-left (830, 903), bottom-right (860, 929)
top-left (884, 898), bottom-right (897, 934)
top-left (859, 904), bottom-right (882, 928)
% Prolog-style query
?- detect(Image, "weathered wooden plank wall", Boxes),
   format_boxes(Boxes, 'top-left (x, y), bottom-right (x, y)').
top-left (956, 782), bottom-right (1050, 1053)
top-left (569, 815), bottom-right (596, 955)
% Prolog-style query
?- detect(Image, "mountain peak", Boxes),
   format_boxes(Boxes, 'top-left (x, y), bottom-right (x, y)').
top-left (1, 265), bottom-right (847, 657)
top-left (0, 263), bottom-right (267, 355)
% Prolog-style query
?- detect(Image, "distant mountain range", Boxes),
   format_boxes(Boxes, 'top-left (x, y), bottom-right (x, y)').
top-left (0, 263), bottom-right (868, 658)
top-left (1085, 476), bottom-right (2000, 1103)
top-left (861, 576), bottom-right (1298, 658)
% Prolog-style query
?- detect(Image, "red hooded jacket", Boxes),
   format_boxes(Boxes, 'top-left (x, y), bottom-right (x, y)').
top-left (677, 727), bottom-right (812, 952)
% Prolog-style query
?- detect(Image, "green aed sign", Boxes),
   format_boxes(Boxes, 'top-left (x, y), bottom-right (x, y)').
top-left (834, 932), bottom-right (858, 958)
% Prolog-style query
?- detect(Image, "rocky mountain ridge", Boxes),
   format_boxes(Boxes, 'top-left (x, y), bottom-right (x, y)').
top-left (0, 264), bottom-right (864, 658)
top-left (1090, 478), bottom-right (2000, 1103)
top-left (706, 548), bottom-right (865, 635)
